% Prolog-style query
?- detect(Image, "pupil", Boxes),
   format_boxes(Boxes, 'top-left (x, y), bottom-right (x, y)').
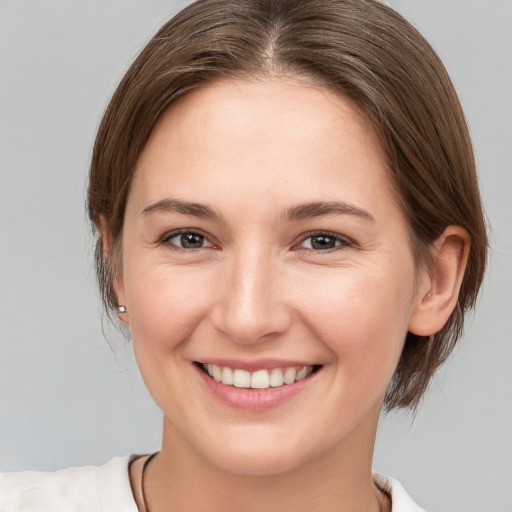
top-left (181, 233), bottom-right (203, 248)
top-left (311, 235), bottom-right (335, 249)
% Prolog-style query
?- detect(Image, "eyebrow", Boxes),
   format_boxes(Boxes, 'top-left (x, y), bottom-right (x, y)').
top-left (142, 198), bottom-right (223, 220)
top-left (141, 198), bottom-right (374, 223)
top-left (285, 201), bottom-right (375, 222)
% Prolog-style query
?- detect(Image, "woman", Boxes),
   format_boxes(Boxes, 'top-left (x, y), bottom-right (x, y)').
top-left (0, 0), bottom-right (488, 510)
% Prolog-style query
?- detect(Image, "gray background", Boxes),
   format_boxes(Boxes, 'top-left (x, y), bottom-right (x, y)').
top-left (0, 1), bottom-right (510, 511)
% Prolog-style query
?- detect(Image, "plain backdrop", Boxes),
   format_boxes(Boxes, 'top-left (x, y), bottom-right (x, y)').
top-left (0, 1), bottom-right (511, 511)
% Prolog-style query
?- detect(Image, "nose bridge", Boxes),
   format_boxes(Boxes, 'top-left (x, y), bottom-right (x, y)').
top-left (212, 245), bottom-right (290, 344)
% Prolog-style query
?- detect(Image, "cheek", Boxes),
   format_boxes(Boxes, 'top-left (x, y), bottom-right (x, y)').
top-left (299, 265), bottom-right (414, 378)
top-left (123, 259), bottom-right (214, 351)
top-left (121, 260), bottom-right (217, 412)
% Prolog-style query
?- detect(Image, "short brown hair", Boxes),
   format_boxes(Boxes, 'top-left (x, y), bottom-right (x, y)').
top-left (88, 0), bottom-right (488, 410)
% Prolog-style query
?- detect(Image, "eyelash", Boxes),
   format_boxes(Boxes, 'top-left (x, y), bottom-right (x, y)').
top-left (296, 231), bottom-right (353, 253)
top-left (158, 229), bottom-right (354, 253)
top-left (159, 229), bottom-right (216, 251)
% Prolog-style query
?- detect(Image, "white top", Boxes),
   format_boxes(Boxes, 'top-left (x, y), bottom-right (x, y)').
top-left (0, 456), bottom-right (427, 511)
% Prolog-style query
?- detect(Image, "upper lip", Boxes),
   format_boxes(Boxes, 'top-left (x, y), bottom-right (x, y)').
top-left (195, 358), bottom-right (319, 372)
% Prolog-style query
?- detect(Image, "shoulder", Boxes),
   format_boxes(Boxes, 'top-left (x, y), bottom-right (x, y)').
top-left (373, 473), bottom-right (428, 512)
top-left (0, 456), bottom-right (138, 512)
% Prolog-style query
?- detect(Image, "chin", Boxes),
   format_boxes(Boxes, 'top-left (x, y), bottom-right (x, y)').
top-left (207, 447), bottom-right (305, 477)
top-left (193, 428), bottom-right (311, 477)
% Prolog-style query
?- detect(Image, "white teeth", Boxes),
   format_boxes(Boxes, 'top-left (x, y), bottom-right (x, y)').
top-left (296, 366), bottom-right (310, 381)
top-left (269, 368), bottom-right (284, 387)
top-left (221, 366), bottom-right (234, 385)
top-left (202, 363), bottom-right (315, 389)
top-left (251, 369), bottom-right (270, 389)
top-left (212, 365), bottom-right (222, 382)
top-left (233, 369), bottom-right (251, 388)
top-left (283, 367), bottom-right (297, 385)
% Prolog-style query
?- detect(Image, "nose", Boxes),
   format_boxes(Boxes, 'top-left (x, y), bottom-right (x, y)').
top-left (210, 249), bottom-right (292, 345)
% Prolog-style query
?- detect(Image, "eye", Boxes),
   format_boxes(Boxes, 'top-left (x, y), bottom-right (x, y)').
top-left (298, 232), bottom-right (352, 251)
top-left (161, 229), bottom-right (214, 249)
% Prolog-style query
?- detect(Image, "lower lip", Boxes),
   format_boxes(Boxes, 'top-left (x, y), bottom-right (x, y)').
top-left (194, 365), bottom-right (317, 411)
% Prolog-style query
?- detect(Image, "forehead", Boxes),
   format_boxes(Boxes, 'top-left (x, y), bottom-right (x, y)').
top-left (144, 77), bottom-right (382, 159)
top-left (130, 77), bottom-right (396, 218)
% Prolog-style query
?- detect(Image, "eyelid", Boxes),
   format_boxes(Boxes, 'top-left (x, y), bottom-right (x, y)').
top-left (295, 230), bottom-right (354, 251)
top-left (159, 228), bottom-right (216, 249)
top-left (156, 228), bottom-right (354, 252)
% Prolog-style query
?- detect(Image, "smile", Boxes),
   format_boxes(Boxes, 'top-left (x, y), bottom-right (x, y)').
top-left (200, 363), bottom-right (318, 389)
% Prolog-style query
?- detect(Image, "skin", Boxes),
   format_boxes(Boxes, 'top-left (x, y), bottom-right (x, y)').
top-left (108, 77), bottom-right (469, 512)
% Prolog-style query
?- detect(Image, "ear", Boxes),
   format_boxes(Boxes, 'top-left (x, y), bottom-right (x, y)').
top-left (98, 217), bottom-right (129, 326)
top-left (408, 226), bottom-right (470, 336)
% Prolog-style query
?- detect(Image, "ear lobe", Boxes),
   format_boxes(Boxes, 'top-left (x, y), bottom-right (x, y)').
top-left (408, 226), bottom-right (470, 336)
top-left (98, 217), bottom-right (129, 325)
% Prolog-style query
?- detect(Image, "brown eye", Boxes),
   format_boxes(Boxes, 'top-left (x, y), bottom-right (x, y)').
top-left (179, 233), bottom-right (205, 248)
top-left (299, 232), bottom-right (352, 251)
top-left (163, 230), bottom-right (213, 249)
top-left (310, 235), bottom-right (337, 250)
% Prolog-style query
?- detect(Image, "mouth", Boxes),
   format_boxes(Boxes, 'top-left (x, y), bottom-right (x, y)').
top-left (195, 362), bottom-right (322, 389)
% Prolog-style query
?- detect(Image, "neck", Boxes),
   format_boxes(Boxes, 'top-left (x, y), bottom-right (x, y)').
top-left (143, 408), bottom-right (388, 512)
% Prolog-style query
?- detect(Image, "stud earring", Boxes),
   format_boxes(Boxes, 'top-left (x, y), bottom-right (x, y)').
top-left (117, 305), bottom-right (127, 313)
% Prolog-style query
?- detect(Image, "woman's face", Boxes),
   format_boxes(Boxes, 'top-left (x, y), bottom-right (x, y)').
top-left (116, 78), bottom-right (426, 475)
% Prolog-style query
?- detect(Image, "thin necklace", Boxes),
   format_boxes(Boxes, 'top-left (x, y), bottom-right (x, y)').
top-left (141, 453), bottom-right (386, 512)
top-left (141, 452), bottom-right (158, 512)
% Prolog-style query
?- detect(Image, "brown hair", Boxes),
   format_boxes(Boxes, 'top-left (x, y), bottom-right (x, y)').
top-left (88, 0), bottom-right (487, 410)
